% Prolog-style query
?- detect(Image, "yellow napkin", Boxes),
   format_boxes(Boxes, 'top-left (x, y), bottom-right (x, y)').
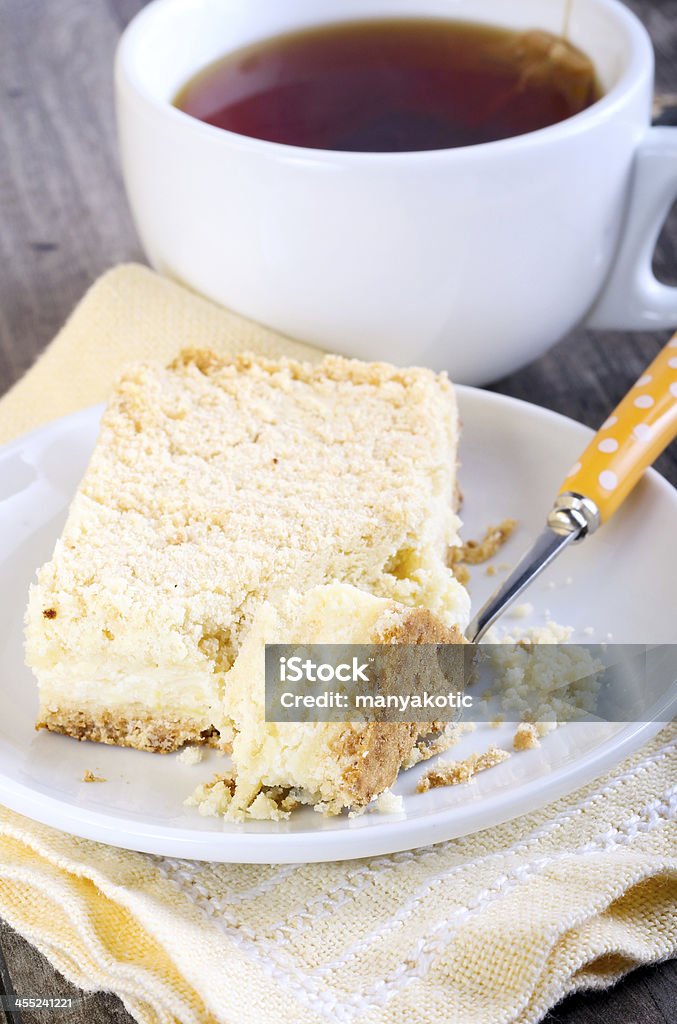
top-left (0, 265), bottom-right (675, 1024)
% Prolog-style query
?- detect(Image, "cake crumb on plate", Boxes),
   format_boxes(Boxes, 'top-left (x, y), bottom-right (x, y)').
top-left (448, 519), bottom-right (517, 570)
top-left (374, 788), bottom-right (404, 813)
top-left (417, 746), bottom-right (510, 791)
top-left (82, 770), bottom-right (106, 783)
top-left (513, 722), bottom-right (540, 750)
top-left (177, 745), bottom-right (204, 765)
top-left (509, 601), bottom-right (534, 619)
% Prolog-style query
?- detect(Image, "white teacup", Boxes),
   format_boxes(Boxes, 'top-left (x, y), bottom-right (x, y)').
top-left (116, 0), bottom-right (677, 384)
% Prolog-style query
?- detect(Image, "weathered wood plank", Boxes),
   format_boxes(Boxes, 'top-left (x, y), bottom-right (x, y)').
top-left (545, 959), bottom-right (677, 1024)
top-left (0, 919), bottom-right (135, 1023)
top-left (0, 0), bottom-right (144, 387)
top-left (0, 924), bottom-right (23, 1024)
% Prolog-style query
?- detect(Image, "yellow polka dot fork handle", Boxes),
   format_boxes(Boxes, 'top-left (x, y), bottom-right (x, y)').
top-left (467, 332), bottom-right (677, 642)
top-left (561, 334), bottom-right (677, 523)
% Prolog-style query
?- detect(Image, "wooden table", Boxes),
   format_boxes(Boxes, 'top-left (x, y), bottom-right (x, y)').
top-left (0, 2), bottom-right (675, 1021)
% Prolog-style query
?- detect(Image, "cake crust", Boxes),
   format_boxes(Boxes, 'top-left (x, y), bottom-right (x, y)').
top-left (36, 707), bottom-right (220, 753)
top-left (332, 610), bottom-right (466, 809)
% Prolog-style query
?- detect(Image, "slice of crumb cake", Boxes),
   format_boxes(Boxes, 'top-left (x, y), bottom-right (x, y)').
top-left (25, 349), bottom-right (470, 814)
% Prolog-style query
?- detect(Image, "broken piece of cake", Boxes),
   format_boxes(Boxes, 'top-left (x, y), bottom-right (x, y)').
top-left (191, 582), bottom-right (465, 819)
top-left (25, 349), bottom-right (470, 817)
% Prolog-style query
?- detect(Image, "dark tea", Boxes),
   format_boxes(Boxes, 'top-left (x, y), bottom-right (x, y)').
top-left (173, 18), bottom-right (601, 153)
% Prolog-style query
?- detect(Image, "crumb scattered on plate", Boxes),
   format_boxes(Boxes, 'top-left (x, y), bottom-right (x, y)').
top-left (417, 746), bottom-right (510, 791)
top-left (513, 722), bottom-right (540, 750)
top-left (186, 772), bottom-right (301, 821)
top-left (452, 563), bottom-right (470, 586)
top-left (374, 788), bottom-right (404, 813)
top-left (177, 745), bottom-right (204, 765)
top-left (82, 770), bottom-right (106, 783)
top-left (509, 601), bottom-right (534, 619)
top-left (484, 621), bottom-right (602, 724)
top-left (449, 519), bottom-right (517, 581)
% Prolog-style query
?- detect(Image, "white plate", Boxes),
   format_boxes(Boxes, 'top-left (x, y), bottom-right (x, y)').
top-left (0, 389), bottom-right (674, 863)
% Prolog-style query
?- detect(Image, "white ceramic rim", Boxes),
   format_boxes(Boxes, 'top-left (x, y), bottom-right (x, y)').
top-left (1, 387), bottom-right (674, 863)
top-left (115, 0), bottom-right (654, 164)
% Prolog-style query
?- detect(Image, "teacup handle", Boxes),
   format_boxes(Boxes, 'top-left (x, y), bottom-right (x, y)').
top-left (586, 127), bottom-right (677, 330)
